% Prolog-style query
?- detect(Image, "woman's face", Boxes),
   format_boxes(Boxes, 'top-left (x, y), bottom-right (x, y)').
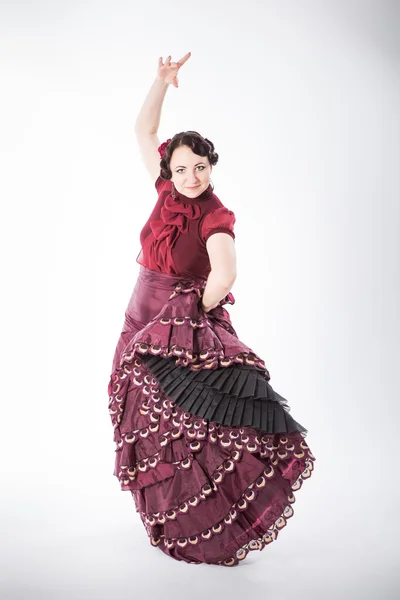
top-left (170, 145), bottom-right (212, 197)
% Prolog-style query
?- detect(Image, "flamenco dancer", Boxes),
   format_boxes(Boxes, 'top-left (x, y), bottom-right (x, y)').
top-left (108, 52), bottom-right (316, 567)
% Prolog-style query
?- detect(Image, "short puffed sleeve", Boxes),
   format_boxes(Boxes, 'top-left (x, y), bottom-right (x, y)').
top-left (201, 207), bottom-right (236, 243)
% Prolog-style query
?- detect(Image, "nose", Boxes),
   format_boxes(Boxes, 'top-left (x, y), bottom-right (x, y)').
top-left (187, 174), bottom-right (199, 182)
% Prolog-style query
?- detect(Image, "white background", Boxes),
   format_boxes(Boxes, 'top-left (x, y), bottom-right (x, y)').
top-left (1, 0), bottom-right (399, 598)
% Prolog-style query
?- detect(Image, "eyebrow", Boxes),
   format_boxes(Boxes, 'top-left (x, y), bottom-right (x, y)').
top-left (174, 162), bottom-right (205, 169)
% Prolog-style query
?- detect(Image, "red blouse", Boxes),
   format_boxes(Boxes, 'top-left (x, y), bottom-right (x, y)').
top-left (136, 175), bottom-right (235, 280)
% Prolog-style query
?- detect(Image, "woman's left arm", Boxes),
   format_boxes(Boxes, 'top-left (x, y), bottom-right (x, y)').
top-left (201, 233), bottom-right (237, 311)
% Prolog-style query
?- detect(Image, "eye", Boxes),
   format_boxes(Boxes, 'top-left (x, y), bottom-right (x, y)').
top-left (176, 166), bottom-right (205, 174)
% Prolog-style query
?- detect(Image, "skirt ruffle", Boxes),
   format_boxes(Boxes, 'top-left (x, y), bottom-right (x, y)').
top-left (108, 278), bottom-right (315, 567)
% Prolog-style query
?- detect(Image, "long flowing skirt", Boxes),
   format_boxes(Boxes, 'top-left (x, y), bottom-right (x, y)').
top-left (108, 266), bottom-right (316, 567)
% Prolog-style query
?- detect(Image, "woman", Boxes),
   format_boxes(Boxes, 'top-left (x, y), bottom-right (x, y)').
top-left (108, 52), bottom-right (316, 567)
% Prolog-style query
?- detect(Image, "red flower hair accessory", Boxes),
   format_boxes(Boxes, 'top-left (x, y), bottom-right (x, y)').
top-left (158, 138), bottom-right (172, 159)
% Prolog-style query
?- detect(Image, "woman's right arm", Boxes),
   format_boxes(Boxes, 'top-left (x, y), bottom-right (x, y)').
top-left (134, 53), bottom-right (191, 181)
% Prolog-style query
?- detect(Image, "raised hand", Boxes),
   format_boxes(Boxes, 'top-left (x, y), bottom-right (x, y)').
top-left (157, 52), bottom-right (191, 88)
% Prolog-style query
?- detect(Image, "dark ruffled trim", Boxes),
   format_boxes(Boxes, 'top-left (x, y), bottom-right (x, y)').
top-left (141, 354), bottom-right (308, 436)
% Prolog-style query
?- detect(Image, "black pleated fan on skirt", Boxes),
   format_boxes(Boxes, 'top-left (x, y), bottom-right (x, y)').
top-left (141, 354), bottom-right (308, 436)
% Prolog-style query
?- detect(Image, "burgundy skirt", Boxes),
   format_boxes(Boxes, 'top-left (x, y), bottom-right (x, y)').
top-left (108, 265), bottom-right (316, 567)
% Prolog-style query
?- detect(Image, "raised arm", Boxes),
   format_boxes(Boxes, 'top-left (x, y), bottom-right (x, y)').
top-left (134, 53), bottom-right (191, 181)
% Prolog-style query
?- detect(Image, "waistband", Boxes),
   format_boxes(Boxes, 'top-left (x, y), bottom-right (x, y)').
top-left (138, 265), bottom-right (206, 290)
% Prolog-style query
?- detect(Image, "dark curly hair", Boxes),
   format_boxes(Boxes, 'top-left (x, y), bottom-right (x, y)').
top-left (159, 131), bottom-right (219, 180)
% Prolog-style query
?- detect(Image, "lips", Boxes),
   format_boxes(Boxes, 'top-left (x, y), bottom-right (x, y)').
top-left (187, 186), bottom-right (199, 189)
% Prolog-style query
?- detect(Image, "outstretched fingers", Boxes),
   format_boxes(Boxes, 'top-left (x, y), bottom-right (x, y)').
top-left (159, 53), bottom-right (190, 69)
top-left (177, 51), bottom-right (191, 67)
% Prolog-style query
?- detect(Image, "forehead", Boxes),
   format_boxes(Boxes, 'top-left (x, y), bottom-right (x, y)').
top-left (170, 145), bottom-right (207, 166)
